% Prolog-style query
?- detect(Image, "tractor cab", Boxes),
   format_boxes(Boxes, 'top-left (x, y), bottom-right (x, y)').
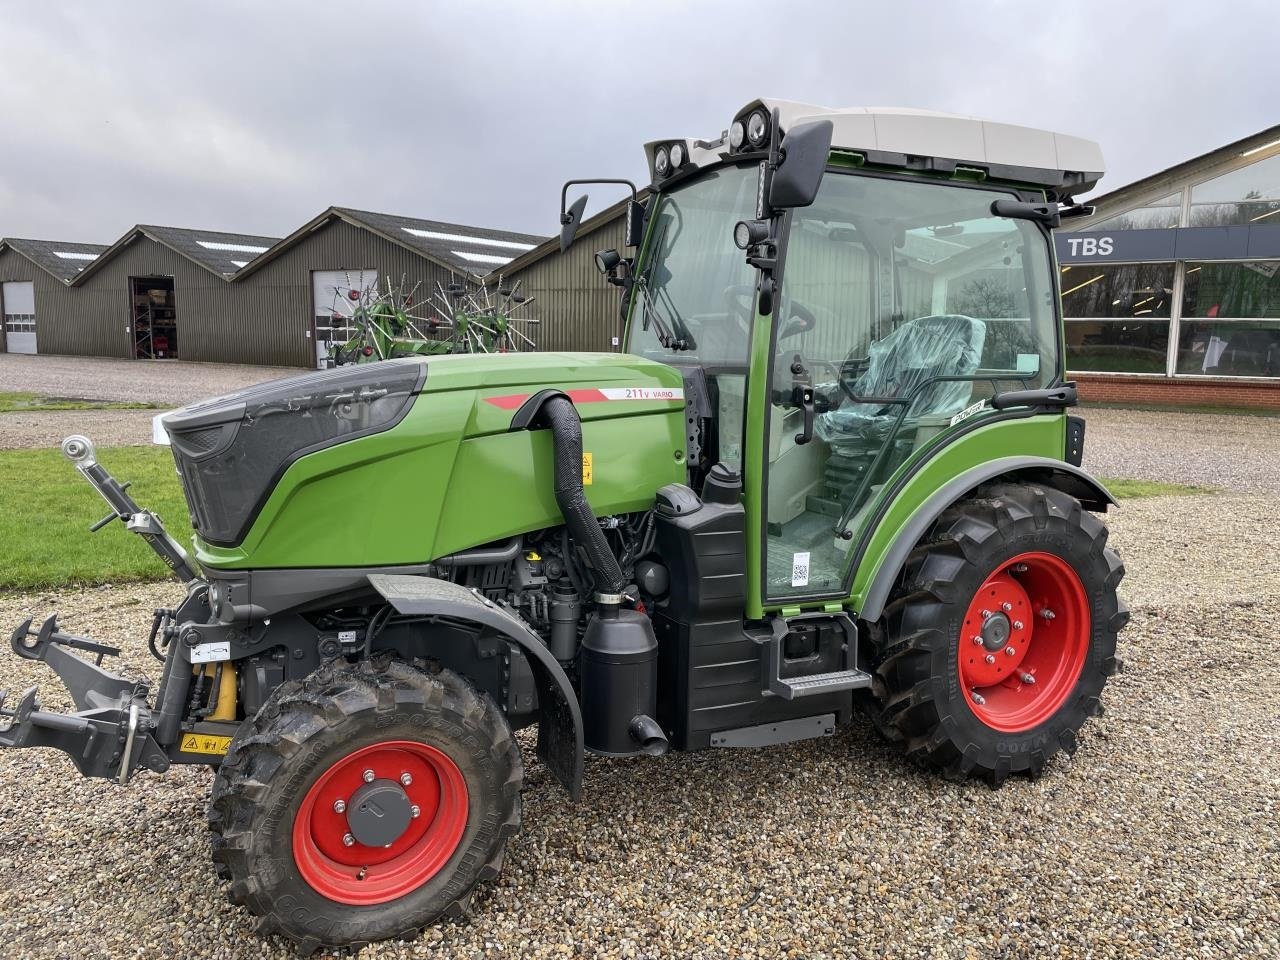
top-left (565, 98), bottom-right (1104, 613)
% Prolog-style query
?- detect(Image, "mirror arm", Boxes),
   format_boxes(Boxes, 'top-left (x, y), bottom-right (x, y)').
top-left (559, 179), bottom-right (638, 222)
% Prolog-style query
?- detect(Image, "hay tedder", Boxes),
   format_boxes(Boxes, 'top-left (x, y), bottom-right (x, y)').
top-left (2, 98), bottom-right (1125, 950)
top-left (325, 273), bottom-right (538, 365)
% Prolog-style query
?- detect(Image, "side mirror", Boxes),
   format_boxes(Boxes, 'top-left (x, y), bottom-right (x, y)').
top-left (768, 119), bottom-right (833, 209)
top-left (560, 195), bottom-right (588, 253)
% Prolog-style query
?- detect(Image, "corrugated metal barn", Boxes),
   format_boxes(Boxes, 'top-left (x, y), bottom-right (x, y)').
top-left (497, 198), bottom-right (635, 352)
top-left (0, 238), bottom-right (107, 354)
top-left (0, 210), bottom-right (543, 368)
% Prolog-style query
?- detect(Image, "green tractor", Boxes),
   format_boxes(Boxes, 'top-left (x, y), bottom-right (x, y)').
top-left (2, 99), bottom-right (1125, 950)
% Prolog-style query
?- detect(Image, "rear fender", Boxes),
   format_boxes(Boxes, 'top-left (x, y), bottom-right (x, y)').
top-left (858, 456), bottom-right (1116, 623)
top-left (367, 573), bottom-right (583, 799)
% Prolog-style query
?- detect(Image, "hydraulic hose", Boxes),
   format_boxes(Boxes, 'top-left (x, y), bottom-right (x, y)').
top-left (534, 396), bottom-right (627, 599)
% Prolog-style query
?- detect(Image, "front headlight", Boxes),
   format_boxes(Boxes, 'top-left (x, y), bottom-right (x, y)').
top-left (747, 110), bottom-right (768, 146)
top-left (654, 146), bottom-right (671, 178)
top-left (729, 120), bottom-right (745, 149)
top-left (669, 142), bottom-right (685, 168)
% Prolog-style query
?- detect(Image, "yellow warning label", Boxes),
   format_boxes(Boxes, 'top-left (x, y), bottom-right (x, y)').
top-left (582, 451), bottom-right (593, 485)
top-left (181, 733), bottom-right (233, 756)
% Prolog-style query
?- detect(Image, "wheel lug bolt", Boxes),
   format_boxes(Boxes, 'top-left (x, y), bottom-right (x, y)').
top-left (362, 769), bottom-right (375, 783)
top-left (971, 690), bottom-right (986, 705)
top-left (981, 609), bottom-right (992, 618)
top-left (1021, 672), bottom-right (1036, 684)
top-left (972, 635), bottom-right (984, 646)
top-left (1013, 620), bottom-right (1024, 631)
top-left (1040, 609), bottom-right (1056, 620)
top-left (400, 772), bottom-right (413, 787)
top-left (1011, 563), bottom-right (1028, 573)
top-left (342, 833), bottom-right (355, 847)
top-left (411, 804), bottom-right (421, 819)
top-left (333, 799), bottom-right (346, 814)
top-left (1001, 602), bottom-right (1013, 613)
top-left (1004, 646), bottom-right (1016, 656)
top-left (984, 654), bottom-right (996, 664)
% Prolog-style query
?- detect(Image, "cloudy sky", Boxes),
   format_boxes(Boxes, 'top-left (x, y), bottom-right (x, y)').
top-left (2, 0), bottom-right (1276, 244)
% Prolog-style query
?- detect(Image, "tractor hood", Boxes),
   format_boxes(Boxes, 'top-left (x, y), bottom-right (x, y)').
top-left (160, 353), bottom-right (686, 562)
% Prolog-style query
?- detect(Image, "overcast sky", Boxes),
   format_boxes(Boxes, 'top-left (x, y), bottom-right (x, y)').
top-left (1, 0), bottom-right (1277, 244)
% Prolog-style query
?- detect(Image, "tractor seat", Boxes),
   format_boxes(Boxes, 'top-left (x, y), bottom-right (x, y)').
top-left (816, 314), bottom-right (987, 450)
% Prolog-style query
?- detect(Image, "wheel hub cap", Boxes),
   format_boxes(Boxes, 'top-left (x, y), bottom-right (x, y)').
top-left (346, 779), bottom-right (414, 848)
top-left (980, 611), bottom-right (1012, 651)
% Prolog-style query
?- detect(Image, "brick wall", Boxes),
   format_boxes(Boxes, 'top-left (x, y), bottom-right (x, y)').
top-left (1070, 373), bottom-right (1280, 409)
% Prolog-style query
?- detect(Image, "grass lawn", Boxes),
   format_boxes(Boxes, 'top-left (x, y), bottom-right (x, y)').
top-left (0, 445), bottom-right (191, 591)
top-left (1099, 477), bottom-right (1217, 499)
top-left (0, 391), bottom-right (161, 413)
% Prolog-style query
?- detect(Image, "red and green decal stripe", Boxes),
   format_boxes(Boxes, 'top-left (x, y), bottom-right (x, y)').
top-left (484, 387), bottom-right (684, 410)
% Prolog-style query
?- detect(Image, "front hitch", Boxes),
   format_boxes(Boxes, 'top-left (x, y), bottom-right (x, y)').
top-left (1, 616), bottom-right (169, 783)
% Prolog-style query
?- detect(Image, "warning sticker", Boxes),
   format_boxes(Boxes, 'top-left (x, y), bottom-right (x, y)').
top-left (582, 451), bottom-right (593, 486)
top-left (180, 733), bottom-right (233, 756)
top-left (791, 552), bottom-right (811, 588)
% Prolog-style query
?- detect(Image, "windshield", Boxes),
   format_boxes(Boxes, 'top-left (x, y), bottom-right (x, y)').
top-left (625, 165), bottom-right (759, 364)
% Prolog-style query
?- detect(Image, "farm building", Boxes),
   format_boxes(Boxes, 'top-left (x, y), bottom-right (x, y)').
top-left (0, 238), bottom-right (108, 354)
top-left (498, 196), bottom-right (640, 353)
top-left (0, 210), bottom-right (543, 368)
top-left (1057, 123), bottom-right (1280, 408)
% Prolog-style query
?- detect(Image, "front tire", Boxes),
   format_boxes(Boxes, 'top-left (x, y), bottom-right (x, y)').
top-left (870, 483), bottom-right (1128, 785)
top-left (208, 656), bottom-right (522, 951)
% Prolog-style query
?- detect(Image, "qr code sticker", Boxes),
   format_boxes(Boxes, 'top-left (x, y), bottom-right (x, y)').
top-left (791, 552), bottom-right (811, 588)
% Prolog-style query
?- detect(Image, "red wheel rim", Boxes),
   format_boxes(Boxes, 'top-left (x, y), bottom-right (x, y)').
top-left (292, 740), bottom-right (468, 905)
top-left (957, 551), bottom-right (1090, 733)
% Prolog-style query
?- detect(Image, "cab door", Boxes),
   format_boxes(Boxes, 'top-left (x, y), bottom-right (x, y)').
top-left (757, 171), bottom-right (1061, 609)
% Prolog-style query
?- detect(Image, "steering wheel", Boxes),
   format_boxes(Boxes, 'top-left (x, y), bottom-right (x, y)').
top-left (722, 284), bottom-right (819, 339)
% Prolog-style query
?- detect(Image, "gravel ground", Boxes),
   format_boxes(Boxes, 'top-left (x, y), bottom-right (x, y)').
top-left (0, 355), bottom-right (305, 452)
top-left (0, 508), bottom-right (1276, 956)
top-left (1080, 406), bottom-right (1280, 494)
top-left (0, 361), bottom-right (1276, 957)
top-left (0, 354), bottom-right (301, 405)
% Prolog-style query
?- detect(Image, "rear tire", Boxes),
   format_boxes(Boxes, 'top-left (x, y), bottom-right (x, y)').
top-left (869, 482), bottom-right (1128, 785)
top-left (208, 655), bottom-right (521, 951)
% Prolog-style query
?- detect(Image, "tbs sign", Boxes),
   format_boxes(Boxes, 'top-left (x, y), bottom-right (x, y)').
top-left (1063, 236), bottom-right (1114, 257)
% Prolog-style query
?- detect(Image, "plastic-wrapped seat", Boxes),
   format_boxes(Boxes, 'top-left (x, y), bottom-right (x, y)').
top-left (816, 314), bottom-right (987, 451)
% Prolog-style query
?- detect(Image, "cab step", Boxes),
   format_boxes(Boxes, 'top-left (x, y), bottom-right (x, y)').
top-left (771, 668), bottom-right (871, 699)
top-left (760, 612), bottom-right (872, 700)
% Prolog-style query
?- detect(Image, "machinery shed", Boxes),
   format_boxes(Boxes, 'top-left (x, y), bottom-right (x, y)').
top-left (0, 211), bottom-right (543, 368)
top-left (495, 196), bottom-right (638, 352)
top-left (0, 238), bottom-right (107, 355)
top-left (235, 207), bottom-right (543, 367)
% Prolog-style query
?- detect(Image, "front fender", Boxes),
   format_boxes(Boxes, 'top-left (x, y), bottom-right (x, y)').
top-left (856, 456), bottom-right (1115, 623)
top-left (367, 574), bottom-right (583, 799)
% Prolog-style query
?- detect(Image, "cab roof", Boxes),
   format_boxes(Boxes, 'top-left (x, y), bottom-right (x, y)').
top-left (649, 98), bottom-right (1105, 198)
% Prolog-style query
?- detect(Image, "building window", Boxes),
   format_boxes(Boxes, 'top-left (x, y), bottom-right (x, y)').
top-left (1188, 151), bottom-right (1280, 227)
top-left (1182, 261), bottom-right (1280, 319)
top-left (3, 312), bottom-right (35, 333)
top-left (1177, 261), bottom-right (1280, 377)
top-left (1081, 191), bottom-right (1182, 231)
top-left (1061, 262), bottom-right (1175, 373)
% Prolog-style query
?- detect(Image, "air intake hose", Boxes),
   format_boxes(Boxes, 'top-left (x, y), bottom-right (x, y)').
top-left (534, 395), bottom-right (627, 599)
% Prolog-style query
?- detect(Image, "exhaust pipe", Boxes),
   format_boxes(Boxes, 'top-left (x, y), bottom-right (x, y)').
top-left (628, 714), bottom-right (669, 756)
